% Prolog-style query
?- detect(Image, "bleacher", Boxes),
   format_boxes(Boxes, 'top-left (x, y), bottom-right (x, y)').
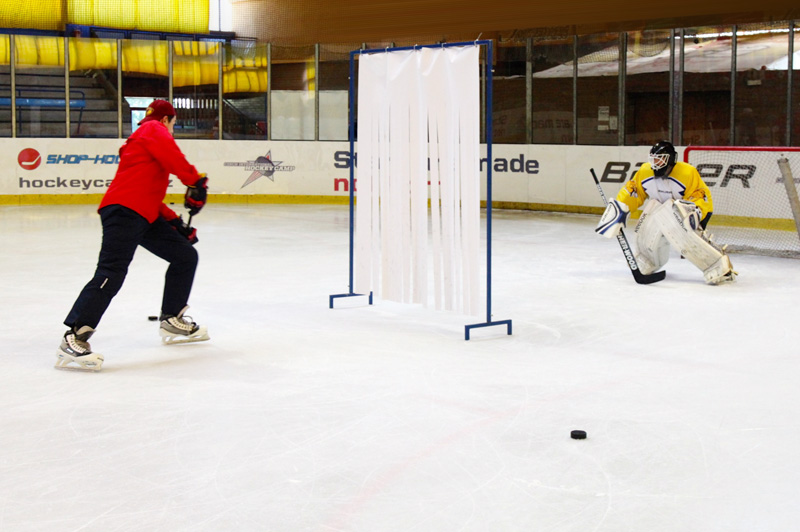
top-left (0, 68), bottom-right (129, 138)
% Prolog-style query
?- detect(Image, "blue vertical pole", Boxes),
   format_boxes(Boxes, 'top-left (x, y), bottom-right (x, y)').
top-left (485, 41), bottom-right (494, 324)
top-left (465, 40), bottom-right (510, 339)
top-left (329, 51), bottom-right (372, 308)
top-left (347, 51), bottom-right (357, 293)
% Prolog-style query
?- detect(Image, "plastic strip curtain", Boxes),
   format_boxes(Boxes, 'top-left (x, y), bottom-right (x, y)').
top-left (354, 45), bottom-right (480, 315)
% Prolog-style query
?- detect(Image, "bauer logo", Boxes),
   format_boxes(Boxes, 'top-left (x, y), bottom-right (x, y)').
top-left (600, 161), bottom-right (766, 188)
top-left (18, 148), bottom-right (42, 170)
top-left (224, 150), bottom-right (296, 188)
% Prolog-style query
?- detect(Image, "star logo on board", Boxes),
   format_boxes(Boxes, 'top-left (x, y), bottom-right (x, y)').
top-left (224, 151), bottom-right (296, 189)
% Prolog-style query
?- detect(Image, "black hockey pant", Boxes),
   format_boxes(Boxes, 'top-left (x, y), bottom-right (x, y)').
top-left (64, 204), bottom-right (198, 330)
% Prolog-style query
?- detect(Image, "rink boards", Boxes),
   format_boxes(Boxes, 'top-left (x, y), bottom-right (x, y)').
top-left (0, 139), bottom-right (797, 225)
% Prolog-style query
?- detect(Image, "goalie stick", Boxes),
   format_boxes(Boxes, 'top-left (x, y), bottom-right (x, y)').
top-left (591, 168), bottom-right (666, 285)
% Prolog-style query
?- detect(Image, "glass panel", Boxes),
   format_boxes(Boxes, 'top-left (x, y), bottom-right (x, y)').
top-left (0, 35), bottom-right (10, 137)
top-left (576, 33), bottom-right (619, 145)
top-left (68, 36), bottom-right (119, 138)
top-left (14, 35), bottom-right (66, 137)
top-left (794, 25), bottom-right (800, 146)
top-left (493, 41), bottom-right (526, 144)
top-left (172, 40), bottom-right (220, 139)
top-left (682, 26), bottom-right (733, 146)
top-left (625, 30), bottom-right (671, 145)
top-left (734, 22), bottom-right (789, 146)
top-left (531, 37), bottom-right (573, 144)
top-left (271, 44), bottom-right (315, 140)
top-left (121, 39), bottom-right (169, 136)
top-left (319, 44), bottom-right (352, 141)
top-left (222, 40), bottom-right (268, 140)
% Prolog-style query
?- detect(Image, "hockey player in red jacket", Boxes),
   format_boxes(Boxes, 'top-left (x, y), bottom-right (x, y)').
top-left (56, 99), bottom-right (210, 371)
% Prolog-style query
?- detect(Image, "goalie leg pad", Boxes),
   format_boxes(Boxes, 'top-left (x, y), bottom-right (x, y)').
top-left (647, 199), bottom-right (736, 281)
top-left (634, 199), bottom-right (670, 275)
top-left (703, 254), bottom-right (737, 285)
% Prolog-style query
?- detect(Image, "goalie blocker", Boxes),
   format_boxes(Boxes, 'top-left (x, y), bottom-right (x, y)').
top-left (631, 198), bottom-right (736, 285)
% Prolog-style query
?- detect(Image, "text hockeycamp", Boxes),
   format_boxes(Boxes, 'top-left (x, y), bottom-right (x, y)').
top-left (18, 178), bottom-right (178, 191)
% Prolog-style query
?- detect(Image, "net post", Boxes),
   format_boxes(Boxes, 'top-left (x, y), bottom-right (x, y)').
top-left (777, 157), bottom-right (800, 241)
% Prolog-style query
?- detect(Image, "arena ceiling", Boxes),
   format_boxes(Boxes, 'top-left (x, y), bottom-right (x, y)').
top-left (230, 0), bottom-right (800, 44)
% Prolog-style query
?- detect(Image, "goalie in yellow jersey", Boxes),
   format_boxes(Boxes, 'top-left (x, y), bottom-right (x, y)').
top-left (595, 140), bottom-right (736, 285)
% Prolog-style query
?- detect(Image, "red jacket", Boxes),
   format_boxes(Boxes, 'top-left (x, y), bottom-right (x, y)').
top-left (99, 121), bottom-right (202, 223)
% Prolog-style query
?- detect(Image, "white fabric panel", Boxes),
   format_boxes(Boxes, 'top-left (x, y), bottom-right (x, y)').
top-left (422, 48), bottom-right (444, 310)
top-left (451, 46), bottom-right (481, 316)
top-left (354, 53), bottom-right (383, 295)
top-left (437, 50), bottom-right (457, 311)
top-left (409, 52), bottom-right (429, 305)
top-left (387, 51), bottom-right (414, 303)
top-left (420, 48), bottom-right (444, 310)
top-left (379, 53), bottom-right (395, 300)
top-left (354, 45), bottom-right (480, 316)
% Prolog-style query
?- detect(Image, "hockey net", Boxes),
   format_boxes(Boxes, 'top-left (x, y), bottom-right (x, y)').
top-left (684, 146), bottom-right (800, 258)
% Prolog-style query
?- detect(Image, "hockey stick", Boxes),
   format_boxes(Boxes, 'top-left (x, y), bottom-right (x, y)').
top-left (590, 168), bottom-right (666, 284)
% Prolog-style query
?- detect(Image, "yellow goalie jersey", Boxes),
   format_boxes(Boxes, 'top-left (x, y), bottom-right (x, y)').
top-left (616, 161), bottom-right (713, 219)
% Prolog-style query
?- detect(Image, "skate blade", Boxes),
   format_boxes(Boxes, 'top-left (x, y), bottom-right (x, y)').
top-left (160, 327), bottom-right (210, 345)
top-left (161, 335), bottom-right (210, 345)
top-left (54, 354), bottom-right (104, 372)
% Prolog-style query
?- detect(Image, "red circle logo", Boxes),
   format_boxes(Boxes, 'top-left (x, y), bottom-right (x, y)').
top-left (18, 148), bottom-right (42, 170)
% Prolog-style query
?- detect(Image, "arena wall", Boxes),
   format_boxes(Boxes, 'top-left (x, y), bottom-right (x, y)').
top-left (1, 139), bottom-right (658, 214)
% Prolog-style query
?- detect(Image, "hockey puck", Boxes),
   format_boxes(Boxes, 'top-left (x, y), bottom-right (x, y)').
top-left (148, 315), bottom-right (159, 321)
top-left (570, 430), bottom-right (587, 440)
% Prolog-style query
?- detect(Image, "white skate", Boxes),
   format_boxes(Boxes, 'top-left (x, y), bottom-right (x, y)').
top-left (159, 306), bottom-right (209, 345)
top-left (55, 326), bottom-right (104, 371)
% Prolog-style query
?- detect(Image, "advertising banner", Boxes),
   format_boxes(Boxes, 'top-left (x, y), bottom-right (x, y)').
top-left (0, 139), bottom-right (709, 215)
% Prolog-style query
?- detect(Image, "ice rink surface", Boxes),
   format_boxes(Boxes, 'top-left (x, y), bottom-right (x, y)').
top-left (2, 203), bottom-right (800, 532)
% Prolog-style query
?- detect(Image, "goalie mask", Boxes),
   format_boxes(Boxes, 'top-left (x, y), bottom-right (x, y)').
top-left (648, 141), bottom-right (677, 177)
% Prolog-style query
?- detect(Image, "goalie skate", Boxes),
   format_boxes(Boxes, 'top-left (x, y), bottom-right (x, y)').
top-left (159, 306), bottom-right (209, 345)
top-left (55, 326), bottom-right (104, 371)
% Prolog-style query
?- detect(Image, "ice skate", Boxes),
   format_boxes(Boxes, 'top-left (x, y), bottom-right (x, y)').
top-left (55, 326), bottom-right (104, 371)
top-left (159, 306), bottom-right (209, 344)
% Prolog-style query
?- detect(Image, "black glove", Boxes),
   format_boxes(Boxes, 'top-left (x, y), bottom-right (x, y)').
top-left (168, 215), bottom-right (198, 245)
top-left (184, 175), bottom-right (208, 215)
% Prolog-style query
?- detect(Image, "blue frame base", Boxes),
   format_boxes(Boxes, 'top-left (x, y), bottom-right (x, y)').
top-left (329, 292), bottom-right (373, 309)
top-left (464, 319), bottom-right (512, 340)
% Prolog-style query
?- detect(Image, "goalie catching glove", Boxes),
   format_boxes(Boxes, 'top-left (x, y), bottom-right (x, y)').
top-left (596, 199), bottom-right (630, 238)
top-left (185, 174), bottom-right (208, 215)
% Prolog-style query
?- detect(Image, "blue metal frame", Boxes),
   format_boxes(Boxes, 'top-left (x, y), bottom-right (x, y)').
top-left (329, 45), bottom-right (372, 309)
top-left (463, 40), bottom-right (512, 340)
top-left (329, 40), bottom-right (512, 342)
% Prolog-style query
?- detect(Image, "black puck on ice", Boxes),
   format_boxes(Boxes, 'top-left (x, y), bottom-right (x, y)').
top-left (570, 430), bottom-right (587, 440)
top-left (148, 315), bottom-right (159, 321)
